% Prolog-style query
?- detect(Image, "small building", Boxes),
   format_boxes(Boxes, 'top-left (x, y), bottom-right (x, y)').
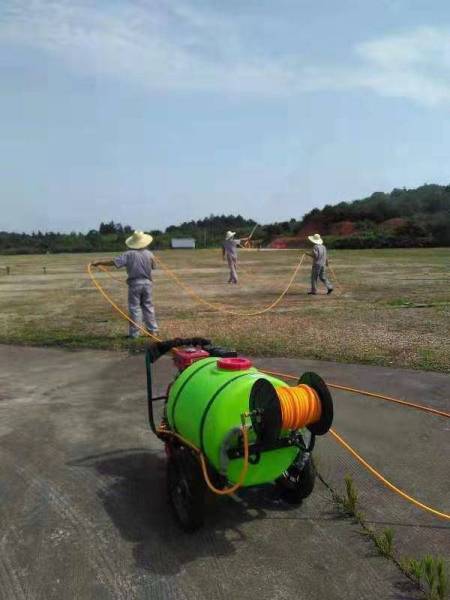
top-left (171, 237), bottom-right (196, 249)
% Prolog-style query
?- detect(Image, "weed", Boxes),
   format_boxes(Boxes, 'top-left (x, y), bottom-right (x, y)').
top-left (373, 528), bottom-right (394, 557)
top-left (423, 556), bottom-right (437, 595)
top-left (387, 297), bottom-right (412, 307)
top-left (403, 555), bottom-right (449, 600)
top-left (342, 474), bottom-right (358, 516)
top-left (402, 558), bottom-right (423, 586)
top-left (436, 558), bottom-right (448, 600)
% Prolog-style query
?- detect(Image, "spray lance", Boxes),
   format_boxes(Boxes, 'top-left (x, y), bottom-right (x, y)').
top-left (243, 223), bottom-right (259, 248)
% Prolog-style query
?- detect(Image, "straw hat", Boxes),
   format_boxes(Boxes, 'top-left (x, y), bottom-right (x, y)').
top-left (308, 233), bottom-right (323, 245)
top-left (225, 231), bottom-right (236, 240)
top-left (125, 230), bottom-right (153, 249)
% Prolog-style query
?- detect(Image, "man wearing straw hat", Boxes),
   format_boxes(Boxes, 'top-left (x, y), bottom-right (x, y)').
top-left (306, 233), bottom-right (333, 295)
top-left (222, 231), bottom-right (248, 284)
top-left (92, 230), bottom-right (158, 337)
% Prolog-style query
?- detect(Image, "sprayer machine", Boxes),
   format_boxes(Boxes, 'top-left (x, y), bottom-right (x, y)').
top-left (146, 338), bottom-right (334, 531)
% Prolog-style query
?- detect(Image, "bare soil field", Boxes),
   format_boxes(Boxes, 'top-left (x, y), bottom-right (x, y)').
top-left (0, 248), bottom-right (449, 371)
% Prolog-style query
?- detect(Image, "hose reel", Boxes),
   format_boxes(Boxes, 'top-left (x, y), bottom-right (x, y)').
top-left (249, 372), bottom-right (334, 444)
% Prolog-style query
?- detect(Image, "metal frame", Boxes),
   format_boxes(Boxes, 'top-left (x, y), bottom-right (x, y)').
top-left (145, 349), bottom-right (167, 435)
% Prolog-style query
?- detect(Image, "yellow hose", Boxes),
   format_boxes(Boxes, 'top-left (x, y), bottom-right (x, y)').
top-left (330, 429), bottom-right (450, 520)
top-left (326, 382), bottom-right (450, 419)
top-left (157, 426), bottom-right (250, 496)
top-left (153, 253), bottom-right (306, 316)
top-left (87, 263), bottom-right (160, 341)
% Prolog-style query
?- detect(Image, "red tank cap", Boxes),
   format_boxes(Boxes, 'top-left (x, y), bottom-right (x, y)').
top-left (217, 357), bottom-right (253, 371)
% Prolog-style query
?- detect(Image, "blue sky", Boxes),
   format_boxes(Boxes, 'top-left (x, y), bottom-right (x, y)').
top-left (1, 0), bottom-right (450, 232)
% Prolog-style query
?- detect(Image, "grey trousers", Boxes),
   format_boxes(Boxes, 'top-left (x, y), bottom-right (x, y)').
top-left (128, 281), bottom-right (158, 336)
top-left (311, 265), bottom-right (333, 293)
top-left (226, 254), bottom-right (238, 283)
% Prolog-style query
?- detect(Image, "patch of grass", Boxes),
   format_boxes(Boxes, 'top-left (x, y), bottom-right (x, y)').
top-left (387, 297), bottom-right (413, 307)
top-left (403, 556), bottom-right (449, 600)
top-left (342, 474), bottom-right (359, 516)
top-left (1, 248), bottom-right (450, 372)
top-left (419, 349), bottom-right (447, 371)
top-left (402, 558), bottom-right (425, 587)
top-left (436, 559), bottom-right (449, 600)
top-left (373, 528), bottom-right (395, 558)
top-left (328, 474), bottom-right (365, 525)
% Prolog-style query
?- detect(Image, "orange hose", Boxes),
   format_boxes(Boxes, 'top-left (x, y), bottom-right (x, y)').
top-left (157, 426), bottom-right (250, 496)
top-left (330, 428), bottom-right (450, 521)
top-left (327, 382), bottom-right (450, 419)
top-left (97, 253), bottom-right (306, 315)
top-left (87, 263), bottom-right (160, 341)
top-left (277, 385), bottom-right (322, 429)
top-left (154, 253), bottom-right (305, 316)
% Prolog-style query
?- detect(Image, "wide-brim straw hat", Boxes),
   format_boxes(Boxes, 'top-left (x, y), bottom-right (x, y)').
top-left (225, 231), bottom-right (236, 240)
top-left (308, 233), bottom-right (323, 245)
top-left (126, 230), bottom-right (153, 249)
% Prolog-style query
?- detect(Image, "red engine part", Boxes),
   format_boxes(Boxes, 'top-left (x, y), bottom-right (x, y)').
top-left (173, 346), bottom-right (210, 371)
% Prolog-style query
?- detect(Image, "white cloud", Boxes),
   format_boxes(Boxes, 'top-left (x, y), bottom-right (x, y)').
top-left (354, 27), bottom-right (450, 105)
top-left (1, 1), bottom-right (450, 105)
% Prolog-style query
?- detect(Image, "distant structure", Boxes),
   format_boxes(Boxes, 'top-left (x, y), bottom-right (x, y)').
top-left (171, 237), bottom-right (196, 249)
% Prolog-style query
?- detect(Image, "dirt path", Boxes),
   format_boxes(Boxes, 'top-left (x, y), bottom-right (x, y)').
top-left (1, 345), bottom-right (448, 599)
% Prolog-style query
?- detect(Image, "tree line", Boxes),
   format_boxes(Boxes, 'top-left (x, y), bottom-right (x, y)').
top-left (0, 216), bottom-right (257, 254)
top-left (1, 185), bottom-right (449, 254)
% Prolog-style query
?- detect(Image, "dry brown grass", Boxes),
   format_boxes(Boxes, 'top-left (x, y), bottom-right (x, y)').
top-left (0, 248), bottom-right (449, 371)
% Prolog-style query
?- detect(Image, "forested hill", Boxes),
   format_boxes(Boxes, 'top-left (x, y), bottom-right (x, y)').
top-left (1, 184), bottom-right (449, 254)
top-left (268, 184), bottom-right (450, 248)
top-left (296, 185), bottom-right (450, 248)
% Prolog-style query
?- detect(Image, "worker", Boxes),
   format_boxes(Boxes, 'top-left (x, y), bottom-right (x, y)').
top-left (306, 233), bottom-right (333, 295)
top-left (92, 230), bottom-right (158, 337)
top-left (222, 231), bottom-right (248, 284)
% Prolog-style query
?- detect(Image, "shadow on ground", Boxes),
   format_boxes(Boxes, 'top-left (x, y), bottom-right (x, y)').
top-left (70, 448), bottom-right (320, 575)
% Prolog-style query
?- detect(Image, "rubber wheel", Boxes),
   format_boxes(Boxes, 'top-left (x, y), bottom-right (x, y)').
top-left (167, 446), bottom-right (206, 532)
top-left (276, 456), bottom-right (316, 505)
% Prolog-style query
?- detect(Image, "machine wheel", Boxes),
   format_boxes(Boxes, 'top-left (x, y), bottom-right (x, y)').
top-left (276, 455), bottom-right (316, 505)
top-left (167, 445), bottom-right (206, 532)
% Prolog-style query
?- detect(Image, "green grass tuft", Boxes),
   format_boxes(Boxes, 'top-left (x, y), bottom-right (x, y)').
top-left (342, 474), bottom-right (359, 516)
top-left (374, 528), bottom-right (395, 558)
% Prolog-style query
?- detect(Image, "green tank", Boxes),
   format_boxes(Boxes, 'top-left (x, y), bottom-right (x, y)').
top-left (166, 357), bottom-right (299, 486)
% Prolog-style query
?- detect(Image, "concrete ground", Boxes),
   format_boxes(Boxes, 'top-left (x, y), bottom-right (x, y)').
top-left (0, 345), bottom-right (448, 600)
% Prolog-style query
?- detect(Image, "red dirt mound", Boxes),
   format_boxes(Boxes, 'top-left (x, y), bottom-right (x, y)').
top-left (380, 218), bottom-right (407, 232)
top-left (329, 221), bottom-right (356, 236)
top-left (269, 237), bottom-right (305, 249)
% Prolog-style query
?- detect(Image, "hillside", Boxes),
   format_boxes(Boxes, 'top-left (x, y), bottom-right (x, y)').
top-left (267, 184), bottom-right (450, 249)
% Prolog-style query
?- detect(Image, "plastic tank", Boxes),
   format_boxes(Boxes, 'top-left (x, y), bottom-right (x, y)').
top-left (166, 357), bottom-right (299, 486)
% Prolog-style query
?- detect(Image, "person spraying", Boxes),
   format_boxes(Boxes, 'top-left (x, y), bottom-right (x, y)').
top-left (306, 233), bottom-right (333, 295)
top-left (222, 231), bottom-right (248, 284)
top-left (92, 230), bottom-right (158, 337)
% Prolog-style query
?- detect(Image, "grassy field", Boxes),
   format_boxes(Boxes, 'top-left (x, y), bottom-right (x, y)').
top-left (0, 248), bottom-right (449, 372)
